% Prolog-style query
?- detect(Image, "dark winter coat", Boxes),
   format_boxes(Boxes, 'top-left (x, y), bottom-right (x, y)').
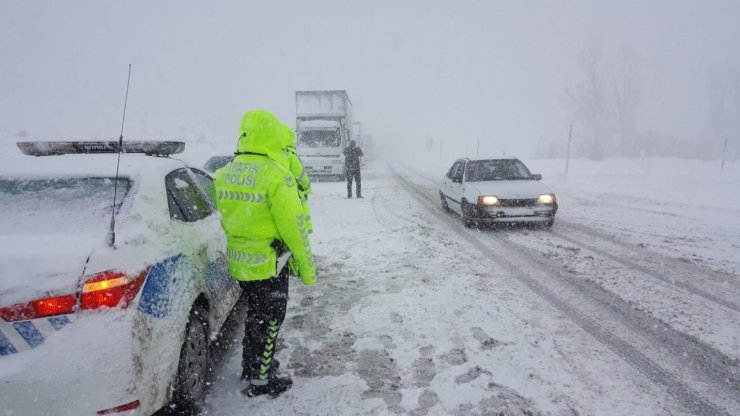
top-left (343, 145), bottom-right (364, 170)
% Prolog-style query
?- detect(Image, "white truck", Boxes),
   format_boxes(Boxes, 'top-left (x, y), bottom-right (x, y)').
top-left (295, 90), bottom-right (353, 180)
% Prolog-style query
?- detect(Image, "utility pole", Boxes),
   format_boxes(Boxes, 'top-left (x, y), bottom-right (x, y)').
top-left (476, 139), bottom-right (480, 157)
top-left (721, 135), bottom-right (729, 174)
top-left (564, 123), bottom-right (573, 183)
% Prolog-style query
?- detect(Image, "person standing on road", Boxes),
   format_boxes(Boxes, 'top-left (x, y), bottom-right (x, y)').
top-left (343, 140), bottom-right (364, 198)
top-left (214, 109), bottom-right (317, 398)
top-left (280, 123), bottom-right (313, 234)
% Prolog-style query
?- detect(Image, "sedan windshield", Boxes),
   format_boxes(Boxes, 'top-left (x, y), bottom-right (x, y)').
top-left (0, 177), bottom-right (132, 235)
top-left (465, 159), bottom-right (533, 181)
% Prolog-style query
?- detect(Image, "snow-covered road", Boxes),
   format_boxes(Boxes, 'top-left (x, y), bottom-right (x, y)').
top-left (202, 159), bottom-right (740, 416)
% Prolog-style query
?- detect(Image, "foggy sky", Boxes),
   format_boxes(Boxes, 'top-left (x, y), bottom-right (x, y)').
top-left (1, 0), bottom-right (739, 157)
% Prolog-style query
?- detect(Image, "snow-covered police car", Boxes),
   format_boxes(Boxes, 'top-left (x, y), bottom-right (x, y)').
top-left (0, 141), bottom-right (241, 415)
top-left (439, 157), bottom-right (558, 227)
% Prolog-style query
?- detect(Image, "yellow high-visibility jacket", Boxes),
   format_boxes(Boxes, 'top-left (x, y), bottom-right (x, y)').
top-left (214, 110), bottom-right (316, 284)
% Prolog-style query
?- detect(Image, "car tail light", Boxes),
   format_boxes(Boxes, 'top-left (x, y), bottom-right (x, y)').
top-left (0, 268), bottom-right (149, 322)
top-left (0, 294), bottom-right (76, 322)
top-left (96, 400), bottom-right (141, 414)
top-left (81, 269), bottom-right (149, 310)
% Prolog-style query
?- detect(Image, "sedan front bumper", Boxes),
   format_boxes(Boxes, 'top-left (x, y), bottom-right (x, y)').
top-left (472, 203), bottom-right (557, 223)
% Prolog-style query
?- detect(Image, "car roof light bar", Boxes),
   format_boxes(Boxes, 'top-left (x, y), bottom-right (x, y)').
top-left (16, 141), bottom-right (185, 157)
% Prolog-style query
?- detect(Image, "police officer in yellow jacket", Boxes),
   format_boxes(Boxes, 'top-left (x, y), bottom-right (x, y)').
top-left (279, 123), bottom-right (313, 234)
top-left (214, 109), bottom-right (317, 397)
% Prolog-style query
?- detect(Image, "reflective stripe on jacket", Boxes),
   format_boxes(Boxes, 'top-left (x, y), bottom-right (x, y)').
top-left (286, 148), bottom-right (313, 234)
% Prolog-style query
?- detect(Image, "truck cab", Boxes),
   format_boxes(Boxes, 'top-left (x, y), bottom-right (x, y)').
top-left (295, 90), bottom-right (353, 181)
top-left (296, 120), bottom-right (346, 179)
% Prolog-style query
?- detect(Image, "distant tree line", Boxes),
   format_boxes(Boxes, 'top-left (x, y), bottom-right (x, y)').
top-left (556, 39), bottom-right (739, 161)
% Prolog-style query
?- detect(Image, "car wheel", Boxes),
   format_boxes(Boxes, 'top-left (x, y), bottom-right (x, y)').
top-left (173, 305), bottom-right (209, 413)
top-left (544, 218), bottom-right (555, 228)
top-left (440, 191), bottom-right (451, 212)
top-left (461, 200), bottom-right (475, 228)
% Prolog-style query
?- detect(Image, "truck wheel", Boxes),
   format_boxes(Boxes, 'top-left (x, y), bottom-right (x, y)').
top-left (172, 305), bottom-right (209, 413)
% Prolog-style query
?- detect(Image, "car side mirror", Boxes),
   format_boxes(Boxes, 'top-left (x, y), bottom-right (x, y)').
top-left (531, 174), bottom-right (542, 180)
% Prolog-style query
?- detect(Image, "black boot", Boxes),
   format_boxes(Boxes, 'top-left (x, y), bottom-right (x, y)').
top-left (242, 375), bottom-right (293, 398)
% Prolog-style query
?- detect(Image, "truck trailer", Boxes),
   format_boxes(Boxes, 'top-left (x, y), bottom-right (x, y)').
top-left (295, 90), bottom-right (353, 180)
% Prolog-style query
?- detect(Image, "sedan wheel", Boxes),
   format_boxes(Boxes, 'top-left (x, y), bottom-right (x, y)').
top-left (440, 191), bottom-right (451, 212)
top-left (461, 200), bottom-right (476, 228)
top-left (173, 305), bottom-right (209, 413)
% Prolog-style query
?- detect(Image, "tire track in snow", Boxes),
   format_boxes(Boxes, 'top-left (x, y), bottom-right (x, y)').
top-left (494, 229), bottom-right (740, 393)
top-left (370, 188), bottom-right (431, 232)
top-left (555, 219), bottom-right (740, 289)
top-left (547, 230), bottom-right (740, 314)
top-left (391, 165), bottom-right (737, 416)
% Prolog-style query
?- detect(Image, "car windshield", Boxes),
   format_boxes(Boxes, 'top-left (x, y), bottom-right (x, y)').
top-left (0, 177), bottom-right (132, 235)
top-left (298, 129), bottom-right (341, 147)
top-left (465, 160), bottom-right (533, 181)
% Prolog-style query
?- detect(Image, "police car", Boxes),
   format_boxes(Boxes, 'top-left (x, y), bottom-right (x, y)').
top-left (0, 141), bottom-right (241, 415)
top-left (440, 157), bottom-right (558, 227)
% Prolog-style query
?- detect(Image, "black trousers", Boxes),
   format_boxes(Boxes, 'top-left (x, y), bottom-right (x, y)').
top-left (239, 268), bottom-right (289, 381)
top-left (346, 169), bottom-right (361, 197)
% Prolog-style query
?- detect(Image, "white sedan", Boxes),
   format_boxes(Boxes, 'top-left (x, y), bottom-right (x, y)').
top-left (439, 157), bottom-right (558, 227)
top-left (0, 141), bottom-right (241, 415)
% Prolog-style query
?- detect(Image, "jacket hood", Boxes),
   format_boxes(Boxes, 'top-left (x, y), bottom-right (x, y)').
top-left (236, 110), bottom-right (289, 168)
top-left (279, 123), bottom-right (296, 150)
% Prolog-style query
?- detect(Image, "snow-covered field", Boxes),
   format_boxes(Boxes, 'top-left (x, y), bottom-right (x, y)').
top-left (199, 154), bottom-right (740, 416)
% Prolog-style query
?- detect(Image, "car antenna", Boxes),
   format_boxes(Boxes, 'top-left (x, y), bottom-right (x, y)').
top-left (107, 64), bottom-right (132, 248)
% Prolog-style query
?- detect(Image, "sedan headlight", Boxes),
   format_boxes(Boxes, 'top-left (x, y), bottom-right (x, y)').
top-left (477, 195), bottom-right (500, 205)
top-left (538, 194), bottom-right (556, 204)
